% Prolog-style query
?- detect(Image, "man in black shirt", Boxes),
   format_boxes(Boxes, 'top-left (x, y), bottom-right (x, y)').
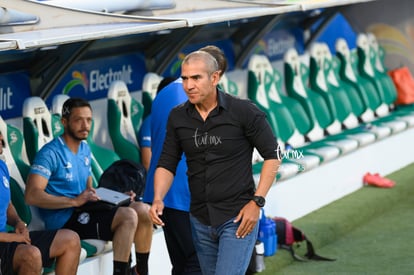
top-left (149, 51), bottom-right (280, 275)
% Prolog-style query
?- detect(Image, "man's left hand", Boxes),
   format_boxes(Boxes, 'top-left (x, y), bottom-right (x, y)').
top-left (234, 201), bottom-right (260, 238)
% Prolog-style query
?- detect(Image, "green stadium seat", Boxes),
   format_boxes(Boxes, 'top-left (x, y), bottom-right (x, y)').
top-left (248, 54), bottom-right (341, 175)
top-left (336, 38), bottom-right (408, 135)
top-left (270, 60), bottom-right (342, 159)
top-left (363, 33), bottom-right (398, 108)
top-left (284, 49), bottom-right (325, 141)
top-left (142, 72), bottom-right (163, 102)
top-left (366, 33), bottom-right (414, 125)
top-left (22, 97), bottom-right (59, 164)
top-left (328, 48), bottom-right (388, 141)
top-left (284, 48), bottom-right (358, 155)
top-left (356, 33), bottom-right (393, 115)
top-left (335, 39), bottom-right (398, 138)
top-left (309, 42), bottom-right (377, 147)
top-left (107, 80), bottom-right (144, 163)
top-left (50, 94), bottom-right (69, 137)
top-left (219, 73), bottom-right (240, 96)
top-left (336, 39), bottom-right (376, 122)
top-left (247, 55), bottom-right (304, 178)
top-left (361, 32), bottom-right (414, 120)
top-left (142, 72), bottom-right (163, 120)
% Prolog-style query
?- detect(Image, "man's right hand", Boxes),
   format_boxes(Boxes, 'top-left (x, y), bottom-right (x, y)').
top-left (149, 199), bottom-right (165, 226)
top-left (76, 188), bottom-right (99, 207)
top-left (10, 232), bottom-right (31, 244)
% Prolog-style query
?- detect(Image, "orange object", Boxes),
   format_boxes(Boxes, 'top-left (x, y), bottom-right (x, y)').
top-left (388, 66), bottom-right (414, 105)
top-left (363, 172), bottom-right (395, 188)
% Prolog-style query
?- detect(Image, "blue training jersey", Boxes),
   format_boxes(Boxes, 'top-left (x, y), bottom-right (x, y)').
top-left (29, 137), bottom-right (92, 230)
top-left (0, 160), bottom-right (10, 232)
top-left (143, 79), bottom-right (191, 211)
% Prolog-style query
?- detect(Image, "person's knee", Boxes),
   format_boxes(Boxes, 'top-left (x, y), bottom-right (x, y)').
top-left (57, 229), bottom-right (81, 250)
top-left (131, 202), bottom-right (152, 225)
top-left (50, 229), bottom-right (81, 259)
top-left (14, 244), bottom-right (42, 269)
top-left (116, 206), bottom-right (139, 227)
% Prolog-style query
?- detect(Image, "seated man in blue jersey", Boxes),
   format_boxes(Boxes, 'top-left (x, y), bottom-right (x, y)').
top-left (25, 98), bottom-right (153, 275)
top-left (0, 131), bottom-right (81, 275)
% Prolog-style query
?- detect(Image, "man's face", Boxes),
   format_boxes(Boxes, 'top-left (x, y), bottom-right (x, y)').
top-left (63, 106), bottom-right (92, 141)
top-left (181, 59), bottom-right (219, 105)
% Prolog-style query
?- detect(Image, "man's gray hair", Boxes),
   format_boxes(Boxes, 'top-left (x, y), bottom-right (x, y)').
top-left (182, 51), bottom-right (219, 75)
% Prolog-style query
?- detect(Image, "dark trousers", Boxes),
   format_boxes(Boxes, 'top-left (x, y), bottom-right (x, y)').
top-left (161, 207), bottom-right (202, 275)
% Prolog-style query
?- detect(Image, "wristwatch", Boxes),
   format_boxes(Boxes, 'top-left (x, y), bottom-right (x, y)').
top-left (252, 195), bottom-right (266, 207)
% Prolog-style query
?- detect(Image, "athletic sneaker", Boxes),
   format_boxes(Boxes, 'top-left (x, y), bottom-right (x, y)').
top-left (363, 172), bottom-right (395, 188)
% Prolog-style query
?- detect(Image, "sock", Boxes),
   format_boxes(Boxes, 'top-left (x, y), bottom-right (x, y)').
top-left (136, 252), bottom-right (149, 275)
top-left (113, 261), bottom-right (129, 275)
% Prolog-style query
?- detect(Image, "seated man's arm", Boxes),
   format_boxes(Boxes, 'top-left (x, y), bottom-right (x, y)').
top-left (140, 146), bottom-right (151, 171)
top-left (25, 173), bottom-right (94, 209)
top-left (0, 203), bottom-right (30, 244)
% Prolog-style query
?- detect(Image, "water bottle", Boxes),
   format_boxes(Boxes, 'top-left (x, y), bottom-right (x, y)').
top-left (257, 209), bottom-right (277, 257)
top-left (254, 240), bottom-right (266, 272)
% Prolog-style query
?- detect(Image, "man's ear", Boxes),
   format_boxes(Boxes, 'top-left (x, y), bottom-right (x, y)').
top-left (60, 117), bottom-right (68, 127)
top-left (211, 71), bottom-right (220, 86)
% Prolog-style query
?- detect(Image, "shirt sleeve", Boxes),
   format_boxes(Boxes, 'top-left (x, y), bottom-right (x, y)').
top-left (156, 108), bottom-right (183, 175)
top-left (243, 101), bottom-right (279, 160)
top-left (29, 145), bottom-right (55, 180)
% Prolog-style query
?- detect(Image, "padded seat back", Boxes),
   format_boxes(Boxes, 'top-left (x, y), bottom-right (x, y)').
top-left (267, 65), bottom-right (314, 139)
top-left (142, 72), bottom-right (163, 119)
top-left (356, 33), bottom-right (390, 116)
top-left (320, 43), bottom-right (360, 129)
top-left (310, 43), bottom-right (358, 130)
top-left (309, 43), bottom-right (342, 135)
top-left (336, 38), bottom-right (377, 122)
top-left (247, 54), bottom-right (280, 139)
top-left (22, 97), bottom-right (59, 164)
top-left (107, 80), bottom-right (143, 163)
top-left (50, 94), bottom-right (69, 136)
top-left (142, 72), bottom-right (163, 102)
top-left (367, 33), bottom-right (398, 106)
top-left (219, 73), bottom-right (240, 96)
top-left (247, 54), bottom-right (305, 147)
top-left (337, 37), bottom-right (387, 117)
top-left (284, 48), bottom-right (329, 141)
top-left (331, 43), bottom-right (368, 122)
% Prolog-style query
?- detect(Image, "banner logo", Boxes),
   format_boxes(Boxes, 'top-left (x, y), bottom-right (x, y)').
top-left (63, 71), bottom-right (88, 95)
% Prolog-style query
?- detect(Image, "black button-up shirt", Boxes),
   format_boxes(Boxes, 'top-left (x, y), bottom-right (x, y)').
top-left (158, 90), bottom-right (278, 226)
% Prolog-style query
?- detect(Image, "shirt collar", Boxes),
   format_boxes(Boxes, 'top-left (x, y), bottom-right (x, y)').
top-left (185, 89), bottom-right (229, 113)
top-left (217, 88), bottom-right (230, 111)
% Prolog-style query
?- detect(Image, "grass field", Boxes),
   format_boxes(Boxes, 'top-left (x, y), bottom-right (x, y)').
top-left (260, 162), bottom-right (414, 275)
